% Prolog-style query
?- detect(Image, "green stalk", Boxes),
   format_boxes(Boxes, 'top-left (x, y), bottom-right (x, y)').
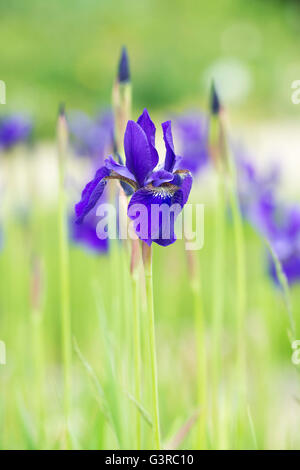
top-left (186, 245), bottom-right (207, 449)
top-left (191, 270), bottom-right (207, 449)
top-left (57, 109), bottom-right (72, 449)
top-left (210, 94), bottom-right (247, 446)
top-left (211, 172), bottom-right (226, 448)
top-left (227, 149), bottom-right (247, 447)
top-left (142, 243), bottom-right (161, 450)
top-left (130, 238), bottom-right (142, 449)
top-left (131, 274), bottom-right (142, 449)
top-left (31, 310), bottom-right (46, 446)
top-left (112, 48), bottom-right (133, 448)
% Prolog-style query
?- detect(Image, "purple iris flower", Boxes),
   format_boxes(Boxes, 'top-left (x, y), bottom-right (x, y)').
top-left (0, 114), bottom-right (32, 150)
top-left (75, 109), bottom-right (193, 246)
top-left (173, 112), bottom-right (209, 175)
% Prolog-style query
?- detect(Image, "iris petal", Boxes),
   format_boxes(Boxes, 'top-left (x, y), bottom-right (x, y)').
top-left (75, 166), bottom-right (111, 224)
top-left (146, 169), bottom-right (174, 187)
top-left (137, 109), bottom-right (159, 169)
top-left (105, 155), bottom-right (136, 181)
top-left (124, 120), bottom-right (155, 187)
top-left (171, 170), bottom-right (193, 205)
top-left (162, 120), bottom-right (179, 172)
top-left (127, 183), bottom-right (185, 246)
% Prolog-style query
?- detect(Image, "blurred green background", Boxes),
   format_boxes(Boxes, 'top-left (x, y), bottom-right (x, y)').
top-left (1, 0), bottom-right (300, 136)
top-left (1, 0), bottom-right (300, 450)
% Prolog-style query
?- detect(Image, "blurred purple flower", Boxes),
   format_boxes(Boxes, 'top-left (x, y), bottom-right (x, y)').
top-left (68, 109), bottom-right (114, 253)
top-left (0, 114), bottom-right (32, 150)
top-left (69, 205), bottom-right (109, 254)
top-left (68, 110), bottom-right (114, 168)
top-left (75, 109), bottom-right (193, 246)
top-left (267, 204), bottom-right (300, 286)
top-left (173, 112), bottom-right (209, 176)
top-left (236, 146), bottom-right (300, 285)
top-left (236, 146), bottom-right (279, 238)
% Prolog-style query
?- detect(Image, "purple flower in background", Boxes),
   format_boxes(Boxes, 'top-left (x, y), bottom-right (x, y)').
top-left (0, 114), bottom-right (32, 150)
top-left (173, 112), bottom-right (209, 175)
top-left (75, 109), bottom-right (193, 246)
top-left (69, 206), bottom-right (108, 254)
top-left (235, 146), bottom-right (300, 285)
top-left (267, 204), bottom-right (300, 286)
top-left (236, 147), bottom-right (279, 238)
top-left (68, 109), bottom-right (114, 254)
top-left (68, 110), bottom-right (114, 168)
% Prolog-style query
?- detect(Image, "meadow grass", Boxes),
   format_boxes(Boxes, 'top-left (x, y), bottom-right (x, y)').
top-left (0, 161), bottom-right (299, 449)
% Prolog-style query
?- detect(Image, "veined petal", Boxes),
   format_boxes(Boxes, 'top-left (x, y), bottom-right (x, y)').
top-left (75, 166), bottom-right (111, 224)
top-left (124, 120), bottom-right (155, 187)
top-left (146, 169), bottom-right (174, 187)
top-left (137, 109), bottom-right (159, 169)
top-left (112, 154), bottom-right (135, 195)
top-left (162, 120), bottom-right (179, 172)
top-left (127, 183), bottom-right (184, 246)
top-left (172, 170), bottom-right (193, 205)
top-left (105, 155), bottom-right (136, 181)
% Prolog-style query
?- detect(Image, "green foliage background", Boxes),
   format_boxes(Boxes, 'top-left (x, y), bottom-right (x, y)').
top-left (1, 0), bottom-right (300, 135)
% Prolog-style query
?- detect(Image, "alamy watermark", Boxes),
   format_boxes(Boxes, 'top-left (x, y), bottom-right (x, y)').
top-left (94, 202), bottom-right (205, 250)
top-left (291, 340), bottom-right (300, 365)
top-left (0, 340), bottom-right (6, 365)
top-left (0, 80), bottom-right (6, 104)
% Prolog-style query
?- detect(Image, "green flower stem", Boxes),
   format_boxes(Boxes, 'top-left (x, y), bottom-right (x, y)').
top-left (131, 273), bottom-right (142, 449)
top-left (186, 244), bottom-right (207, 449)
top-left (130, 238), bottom-right (142, 449)
top-left (142, 243), bottom-right (161, 450)
top-left (190, 262), bottom-right (207, 449)
top-left (31, 310), bottom-right (46, 446)
top-left (211, 172), bottom-right (226, 448)
top-left (57, 111), bottom-right (72, 449)
top-left (227, 155), bottom-right (247, 446)
top-left (112, 80), bottom-right (131, 153)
